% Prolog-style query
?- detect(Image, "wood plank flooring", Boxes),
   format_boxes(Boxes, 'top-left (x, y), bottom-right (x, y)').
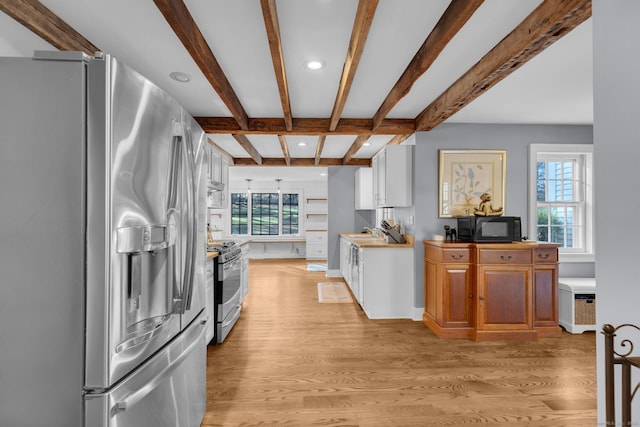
top-left (201, 259), bottom-right (596, 426)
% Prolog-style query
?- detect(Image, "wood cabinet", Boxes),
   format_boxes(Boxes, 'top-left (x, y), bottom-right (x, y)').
top-left (372, 146), bottom-right (413, 208)
top-left (424, 244), bottom-right (474, 338)
top-left (423, 241), bottom-right (561, 341)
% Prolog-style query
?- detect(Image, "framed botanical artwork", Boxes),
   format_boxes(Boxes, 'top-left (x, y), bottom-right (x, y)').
top-left (438, 149), bottom-right (507, 218)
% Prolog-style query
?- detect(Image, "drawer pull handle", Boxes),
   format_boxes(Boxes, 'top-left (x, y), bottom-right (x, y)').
top-left (450, 253), bottom-right (465, 260)
top-left (500, 254), bottom-right (513, 260)
top-left (479, 296), bottom-right (485, 301)
top-left (538, 253), bottom-right (550, 259)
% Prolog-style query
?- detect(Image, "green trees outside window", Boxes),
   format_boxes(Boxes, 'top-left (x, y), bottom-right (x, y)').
top-left (230, 192), bottom-right (299, 236)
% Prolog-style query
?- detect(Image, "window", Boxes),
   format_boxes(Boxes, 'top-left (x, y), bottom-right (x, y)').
top-left (528, 144), bottom-right (594, 262)
top-left (230, 191), bottom-right (300, 236)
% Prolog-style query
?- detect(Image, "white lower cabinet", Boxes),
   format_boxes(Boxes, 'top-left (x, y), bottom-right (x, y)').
top-left (339, 236), bottom-right (414, 319)
top-left (306, 230), bottom-right (327, 260)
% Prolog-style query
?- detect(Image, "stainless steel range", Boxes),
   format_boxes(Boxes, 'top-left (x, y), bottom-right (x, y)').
top-left (208, 241), bottom-right (243, 343)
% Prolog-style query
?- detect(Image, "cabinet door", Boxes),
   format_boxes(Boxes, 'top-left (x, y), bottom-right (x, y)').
top-left (442, 264), bottom-right (474, 329)
top-left (372, 150), bottom-right (386, 206)
top-left (424, 259), bottom-right (438, 322)
top-left (476, 266), bottom-right (532, 331)
top-left (355, 168), bottom-right (374, 210)
top-left (533, 265), bottom-right (558, 328)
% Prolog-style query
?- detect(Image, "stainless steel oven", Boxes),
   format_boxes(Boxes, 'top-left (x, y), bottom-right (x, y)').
top-left (209, 241), bottom-right (242, 344)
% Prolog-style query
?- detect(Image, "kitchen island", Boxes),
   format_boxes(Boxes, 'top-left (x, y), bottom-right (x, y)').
top-left (340, 233), bottom-right (415, 319)
top-left (423, 240), bottom-right (561, 341)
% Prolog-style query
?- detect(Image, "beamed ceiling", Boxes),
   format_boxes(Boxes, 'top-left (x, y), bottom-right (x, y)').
top-left (0, 0), bottom-right (592, 168)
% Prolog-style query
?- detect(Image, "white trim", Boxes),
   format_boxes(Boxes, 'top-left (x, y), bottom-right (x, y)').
top-left (528, 144), bottom-right (594, 263)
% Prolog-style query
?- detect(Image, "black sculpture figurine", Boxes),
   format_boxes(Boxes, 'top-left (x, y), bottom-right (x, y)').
top-left (444, 225), bottom-right (457, 242)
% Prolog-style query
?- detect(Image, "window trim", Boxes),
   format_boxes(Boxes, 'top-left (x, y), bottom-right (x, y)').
top-left (528, 144), bottom-right (594, 262)
top-left (228, 187), bottom-right (302, 238)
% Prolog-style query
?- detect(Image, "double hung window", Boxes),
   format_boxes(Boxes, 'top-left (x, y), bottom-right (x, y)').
top-left (528, 144), bottom-right (594, 261)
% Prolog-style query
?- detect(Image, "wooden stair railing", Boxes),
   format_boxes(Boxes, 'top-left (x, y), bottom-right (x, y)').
top-left (603, 323), bottom-right (640, 426)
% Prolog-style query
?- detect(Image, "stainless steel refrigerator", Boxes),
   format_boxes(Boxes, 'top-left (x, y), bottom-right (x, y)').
top-left (0, 51), bottom-right (209, 427)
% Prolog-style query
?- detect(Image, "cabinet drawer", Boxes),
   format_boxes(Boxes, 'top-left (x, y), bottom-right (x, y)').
top-left (479, 249), bottom-right (531, 264)
top-left (306, 244), bottom-right (327, 258)
top-left (534, 248), bottom-right (558, 263)
top-left (441, 249), bottom-right (471, 263)
top-left (306, 231), bottom-right (327, 244)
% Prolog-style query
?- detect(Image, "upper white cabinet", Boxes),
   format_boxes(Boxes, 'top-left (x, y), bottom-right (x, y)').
top-left (372, 145), bottom-right (413, 208)
top-left (206, 144), bottom-right (229, 209)
top-left (355, 167), bottom-right (374, 210)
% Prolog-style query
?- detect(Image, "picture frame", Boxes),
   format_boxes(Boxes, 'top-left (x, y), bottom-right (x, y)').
top-left (438, 149), bottom-right (506, 218)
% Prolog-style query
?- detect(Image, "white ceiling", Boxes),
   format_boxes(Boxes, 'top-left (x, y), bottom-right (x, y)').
top-left (0, 0), bottom-right (593, 182)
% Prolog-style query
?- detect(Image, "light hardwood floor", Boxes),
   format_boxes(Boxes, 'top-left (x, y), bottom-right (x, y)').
top-left (202, 259), bottom-right (596, 426)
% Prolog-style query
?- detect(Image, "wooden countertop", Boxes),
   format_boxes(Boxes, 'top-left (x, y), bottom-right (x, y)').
top-left (340, 233), bottom-right (414, 248)
top-left (207, 251), bottom-right (219, 260)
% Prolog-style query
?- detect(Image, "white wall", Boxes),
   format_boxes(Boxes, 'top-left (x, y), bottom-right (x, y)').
top-left (593, 1), bottom-right (640, 423)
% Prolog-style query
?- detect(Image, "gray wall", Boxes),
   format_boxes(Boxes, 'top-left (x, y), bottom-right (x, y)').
top-left (413, 123), bottom-right (594, 308)
top-left (593, 0), bottom-right (640, 422)
top-left (327, 166), bottom-right (374, 271)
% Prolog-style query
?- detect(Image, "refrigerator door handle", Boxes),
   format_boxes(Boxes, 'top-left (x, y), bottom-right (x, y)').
top-left (183, 124), bottom-right (198, 311)
top-left (172, 122), bottom-right (198, 314)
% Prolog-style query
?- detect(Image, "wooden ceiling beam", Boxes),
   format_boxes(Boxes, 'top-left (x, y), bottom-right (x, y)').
top-left (153, 0), bottom-right (249, 130)
top-left (278, 135), bottom-right (291, 166)
top-left (260, 0), bottom-right (293, 131)
top-left (415, 0), bottom-right (592, 132)
top-left (0, 0), bottom-right (98, 54)
top-left (314, 136), bottom-right (326, 166)
top-left (233, 157), bottom-right (370, 167)
top-left (232, 134), bottom-right (263, 165)
top-left (371, 0), bottom-right (483, 129)
top-left (342, 135), bottom-right (371, 165)
top-left (386, 134), bottom-right (410, 146)
top-left (329, 0), bottom-right (379, 131)
top-left (196, 117), bottom-right (415, 135)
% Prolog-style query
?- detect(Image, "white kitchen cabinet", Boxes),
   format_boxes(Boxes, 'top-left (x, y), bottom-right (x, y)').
top-left (355, 167), bottom-right (374, 210)
top-left (339, 236), bottom-right (414, 319)
top-left (306, 230), bottom-right (327, 260)
top-left (372, 145), bottom-right (413, 208)
top-left (206, 144), bottom-right (229, 209)
top-left (360, 245), bottom-right (413, 318)
top-left (305, 195), bottom-right (327, 260)
top-left (340, 237), bottom-right (352, 287)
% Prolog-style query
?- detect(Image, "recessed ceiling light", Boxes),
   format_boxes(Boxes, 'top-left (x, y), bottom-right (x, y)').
top-left (298, 142), bottom-right (306, 147)
top-left (305, 60), bottom-right (325, 70)
top-left (169, 72), bottom-right (191, 83)
top-left (320, 172), bottom-right (327, 176)
top-left (363, 142), bottom-right (371, 146)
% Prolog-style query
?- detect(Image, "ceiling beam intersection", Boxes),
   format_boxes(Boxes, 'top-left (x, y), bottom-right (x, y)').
top-left (329, 0), bottom-right (379, 131)
top-left (415, 0), bottom-right (592, 131)
top-left (153, 0), bottom-right (250, 130)
top-left (371, 0), bottom-right (484, 130)
top-left (260, 0), bottom-right (293, 132)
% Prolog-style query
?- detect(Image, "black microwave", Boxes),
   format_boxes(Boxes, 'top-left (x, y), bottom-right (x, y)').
top-left (457, 216), bottom-right (522, 243)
